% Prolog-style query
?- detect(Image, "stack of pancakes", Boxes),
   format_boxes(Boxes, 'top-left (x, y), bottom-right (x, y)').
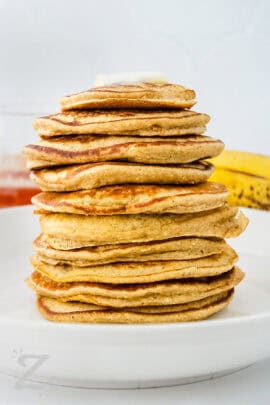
top-left (24, 82), bottom-right (248, 323)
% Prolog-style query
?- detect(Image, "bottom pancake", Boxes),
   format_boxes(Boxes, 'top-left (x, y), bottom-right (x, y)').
top-left (37, 289), bottom-right (234, 323)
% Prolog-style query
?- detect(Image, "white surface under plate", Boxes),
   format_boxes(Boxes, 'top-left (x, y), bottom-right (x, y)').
top-left (0, 206), bottom-right (269, 389)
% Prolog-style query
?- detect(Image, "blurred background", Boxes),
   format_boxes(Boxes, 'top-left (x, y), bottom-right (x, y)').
top-left (0, 0), bottom-right (269, 206)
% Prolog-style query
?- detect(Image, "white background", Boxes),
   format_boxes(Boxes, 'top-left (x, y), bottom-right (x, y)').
top-left (0, 0), bottom-right (269, 153)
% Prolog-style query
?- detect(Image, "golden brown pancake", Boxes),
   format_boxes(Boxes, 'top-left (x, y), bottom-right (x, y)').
top-left (33, 110), bottom-right (210, 137)
top-left (32, 183), bottom-right (228, 216)
top-left (24, 134), bottom-right (224, 169)
top-left (30, 161), bottom-right (214, 192)
top-left (31, 244), bottom-right (237, 284)
top-left (27, 267), bottom-right (244, 307)
top-left (34, 234), bottom-right (229, 264)
top-left (60, 83), bottom-right (196, 111)
top-left (36, 290), bottom-right (234, 323)
top-left (39, 205), bottom-right (249, 248)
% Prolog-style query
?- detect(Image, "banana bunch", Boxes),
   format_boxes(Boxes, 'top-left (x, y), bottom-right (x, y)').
top-left (208, 150), bottom-right (270, 210)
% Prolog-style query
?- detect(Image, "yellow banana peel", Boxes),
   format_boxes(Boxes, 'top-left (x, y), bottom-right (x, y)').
top-left (208, 150), bottom-right (270, 210)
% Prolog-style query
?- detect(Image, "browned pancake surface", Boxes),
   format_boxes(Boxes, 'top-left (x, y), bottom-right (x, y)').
top-left (24, 134), bottom-right (224, 168)
top-left (32, 182), bottom-right (228, 215)
top-left (60, 82), bottom-right (196, 111)
top-left (30, 161), bottom-right (214, 191)
top-left (27, 267), bottom-right (244, 307)
top-left (33, 110), bottom-right (210, 137)
top-left (37, 290), bottom-right (234, 323)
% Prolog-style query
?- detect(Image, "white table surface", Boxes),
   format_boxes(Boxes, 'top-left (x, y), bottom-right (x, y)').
top-left (1, 359), bottom-right (270, 405)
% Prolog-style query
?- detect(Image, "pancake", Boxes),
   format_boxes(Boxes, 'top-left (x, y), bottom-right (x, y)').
top-left (37, 290), bottom-right (234, 323)
top-left (33, 110), bottom-right (210, 137)
top-left (30, 161), bottom-right (214, 192)
top-left (34, 235), bottom-right (229, 264)
top-left (39, 205), bottom-right (249, 248)
top-left (32, 183), bottom-right (228, 216)
top-left (31, 244), bottom-right (237, 284)
top-left (24, 134), bottom-right (224, 169)
top-left (27, 267), bottom-right (244, 307)
top-left (60, 83), bottom-right (196, 111)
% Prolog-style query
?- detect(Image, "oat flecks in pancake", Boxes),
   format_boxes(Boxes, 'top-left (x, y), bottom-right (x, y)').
top-left (39, 205), bottom-right (249, 248)
top-left (60, 82), bottom-right (197, 111)
top-left (37, 290), bottom-right (234, 323)
top-left (33, 109), bottom-right (210, 137)
top-left (32, 182), bottom-right (228, 215)
top-left (30, 161), bottom-right (214, 192)
top-left (24, 134), bottom-right (224, 169)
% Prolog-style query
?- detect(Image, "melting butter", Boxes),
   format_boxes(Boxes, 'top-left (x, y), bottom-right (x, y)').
top-left (95, 72), bottom-right (168, 86)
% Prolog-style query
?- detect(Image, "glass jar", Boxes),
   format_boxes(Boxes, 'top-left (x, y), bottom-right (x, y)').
top-left (0, 114), bottom-right (40, 208)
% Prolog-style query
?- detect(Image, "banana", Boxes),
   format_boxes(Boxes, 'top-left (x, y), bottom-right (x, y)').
top-left (208, 150), bottom-right (270, 210)
top-left (209, 150), bottom-right (270, 179)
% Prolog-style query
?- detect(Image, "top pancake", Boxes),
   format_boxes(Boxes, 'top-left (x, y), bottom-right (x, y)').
top-left (33, 110), bottom-right (210, 137)
top-left (60, 83), bottom-right (196, 111)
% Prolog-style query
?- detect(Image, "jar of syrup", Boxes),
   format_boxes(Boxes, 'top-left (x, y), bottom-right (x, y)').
top-left (0, 114), bottom-right (40, 208)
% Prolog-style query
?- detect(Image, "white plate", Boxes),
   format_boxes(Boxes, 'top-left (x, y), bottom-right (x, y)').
top-left (0, 206), bottom-right (270, 389)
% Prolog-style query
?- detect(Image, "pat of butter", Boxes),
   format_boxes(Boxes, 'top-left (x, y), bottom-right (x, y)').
top-left (95, 72), bottom-right (168, 87)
